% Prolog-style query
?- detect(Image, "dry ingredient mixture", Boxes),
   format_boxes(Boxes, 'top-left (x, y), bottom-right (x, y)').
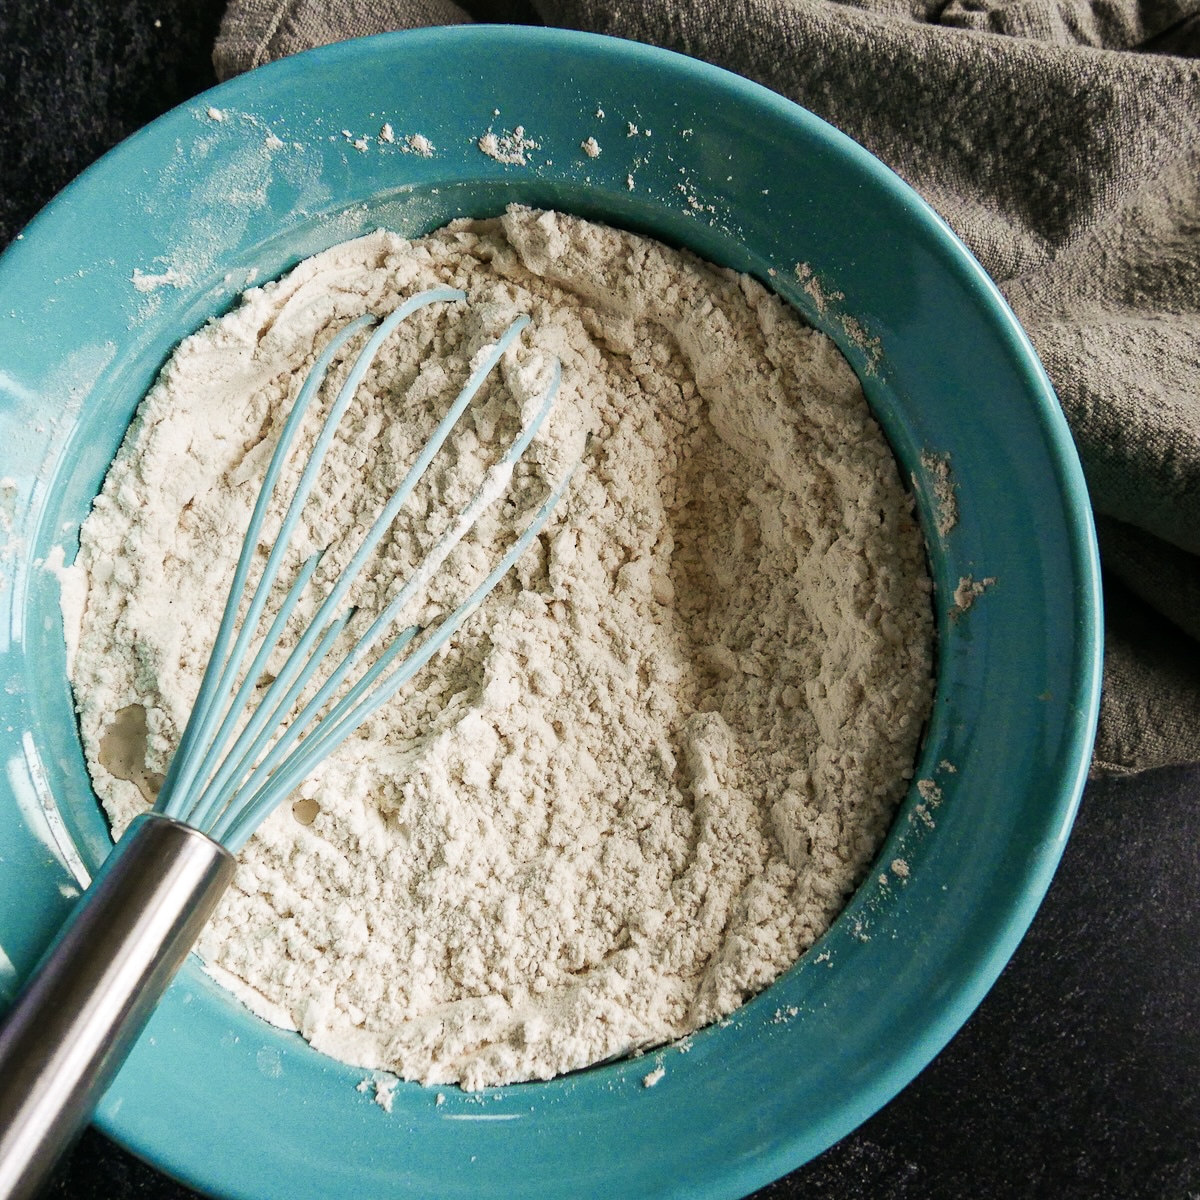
top-left (68, 207), bottom-right (934, 1091)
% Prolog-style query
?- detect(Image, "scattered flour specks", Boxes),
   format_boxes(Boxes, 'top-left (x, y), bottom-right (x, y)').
top-left (919, 450), bottom-right (959, 538)
top-left (70, 207), bottom-right (934, 1092)
top-left (373, 1075), bottom-right (399, 1113)
top-left (131, 267), bottom-right (191, 293)
top-left (917, 778), bottom-right (943, 805)
top-left (951, 573), bottom-right (996, 616)
top-left (794, 263), bottom-right (845, 317)
top-left (478, 125), bottom-right (539, 165)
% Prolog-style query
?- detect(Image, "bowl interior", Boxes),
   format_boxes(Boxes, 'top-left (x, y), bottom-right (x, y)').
top-left (0, 26), bottom-right (1100, 1200)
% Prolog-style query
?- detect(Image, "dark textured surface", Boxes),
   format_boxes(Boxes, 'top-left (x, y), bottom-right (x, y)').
top-left (0, 0), bottom-right (227, 248)
top-left (3, 4), bottom-right (1198, 1197)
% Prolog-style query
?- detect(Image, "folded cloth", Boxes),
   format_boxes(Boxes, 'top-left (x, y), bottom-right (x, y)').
top-left (215, 0), bottom-right (1200, 774)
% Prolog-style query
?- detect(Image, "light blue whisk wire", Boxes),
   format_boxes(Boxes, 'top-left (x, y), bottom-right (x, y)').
top-left (156, 287), bottom-right (461, 814)
top-left (199, 360), bottom-right (564, 845)
top-left (176, 299), bottom-right (528, 832)
top-left (154, 287), bottom-right (571, 849)
top-left (215, 458), bottom-right (576, 852)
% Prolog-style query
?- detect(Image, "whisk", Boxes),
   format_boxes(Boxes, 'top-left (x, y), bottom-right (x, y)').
top-left (0, 288), bottom-right (574, 1200)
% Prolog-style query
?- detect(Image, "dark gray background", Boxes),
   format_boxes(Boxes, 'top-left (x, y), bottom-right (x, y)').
top-left (1, 3), bottom-right (1197, 1196)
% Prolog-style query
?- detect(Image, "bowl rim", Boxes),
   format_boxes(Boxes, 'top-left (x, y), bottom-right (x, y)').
top-left (0, 22), bottom-right (1102, 1200)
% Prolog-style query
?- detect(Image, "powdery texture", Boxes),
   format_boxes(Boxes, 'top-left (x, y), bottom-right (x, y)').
top-left (70, 208), bottom-right (934, 1090)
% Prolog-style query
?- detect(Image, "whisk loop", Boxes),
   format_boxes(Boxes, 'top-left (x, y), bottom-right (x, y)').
top-left (155, 286), bottom-right (571, 851)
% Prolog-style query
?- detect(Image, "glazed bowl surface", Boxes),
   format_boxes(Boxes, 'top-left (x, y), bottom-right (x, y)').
top-left (0, 25), bottom-right (1101, 1200)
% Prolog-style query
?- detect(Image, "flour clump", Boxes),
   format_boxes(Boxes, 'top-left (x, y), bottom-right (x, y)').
top-left (69, 207), bottom-right (935, 1090)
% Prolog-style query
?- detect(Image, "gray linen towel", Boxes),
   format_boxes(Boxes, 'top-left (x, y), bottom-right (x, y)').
top-left (215, 0), bottom-right (1200, 774)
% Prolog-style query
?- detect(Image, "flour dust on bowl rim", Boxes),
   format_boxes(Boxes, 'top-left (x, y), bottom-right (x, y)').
top-left (0, 25), bottom-right (1101, 1200)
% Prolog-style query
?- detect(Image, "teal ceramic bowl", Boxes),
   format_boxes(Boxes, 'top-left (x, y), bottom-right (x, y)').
top-left (0, 25), bottom-right (1100, 1200)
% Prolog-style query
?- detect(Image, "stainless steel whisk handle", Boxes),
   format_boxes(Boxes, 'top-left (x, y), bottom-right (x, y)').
top-left (0, 813), bottom-right (235, 1200)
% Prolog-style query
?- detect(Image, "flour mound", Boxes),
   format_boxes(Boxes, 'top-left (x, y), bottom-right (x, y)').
top-left (70, 208), bottom-right (934, 1090)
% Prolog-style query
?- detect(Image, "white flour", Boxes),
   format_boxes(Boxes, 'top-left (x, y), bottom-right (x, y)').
top-left (68, 207), bottom-right (934, 1090)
